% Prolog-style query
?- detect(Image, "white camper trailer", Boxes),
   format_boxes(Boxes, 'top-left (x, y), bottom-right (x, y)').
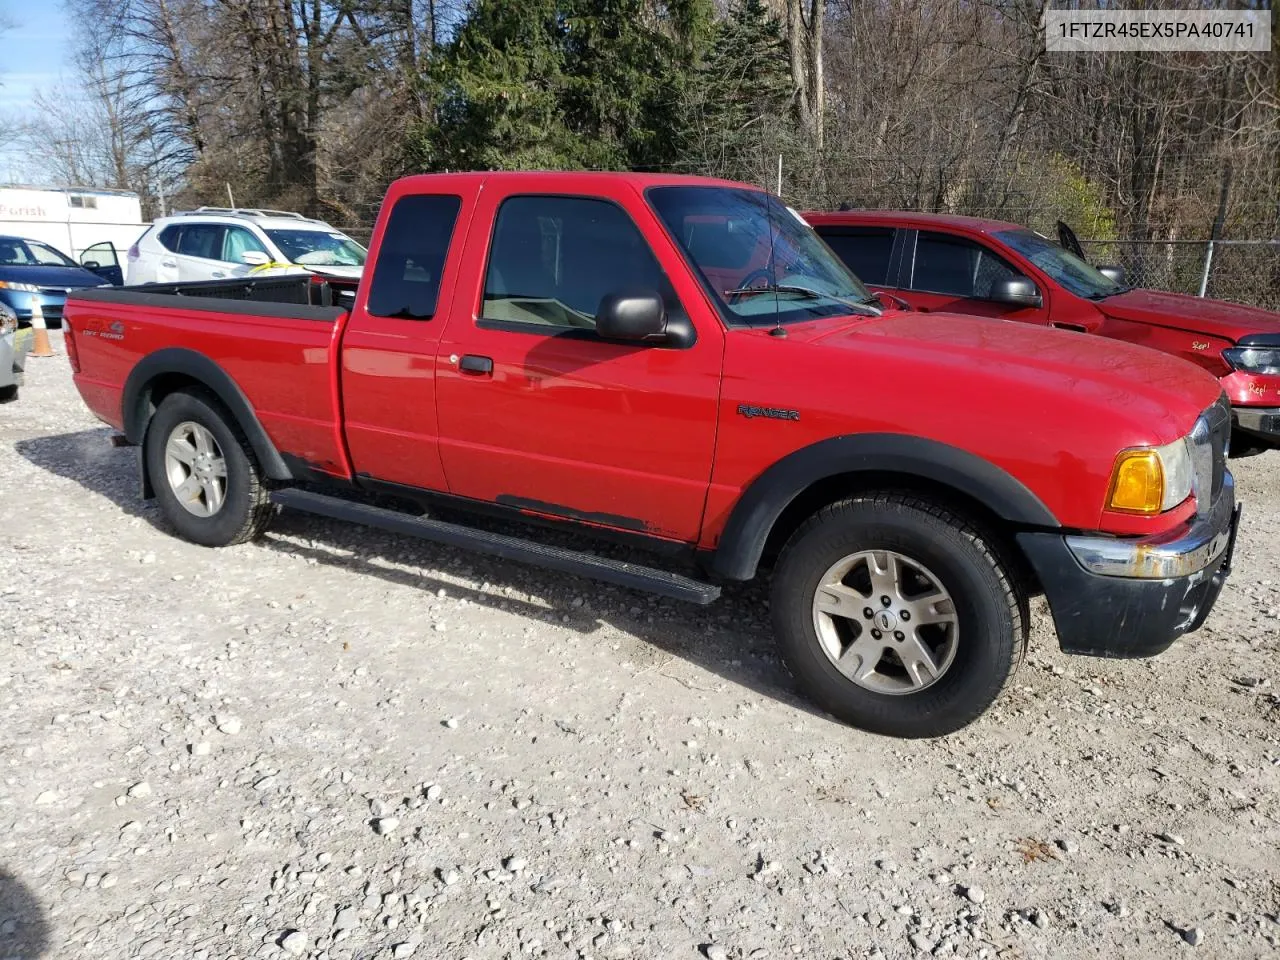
top-left (0, 186), bottom-right (148, 282)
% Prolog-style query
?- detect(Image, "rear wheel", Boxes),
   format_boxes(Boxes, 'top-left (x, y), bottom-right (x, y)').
top-left (771, 494), bottom-right (1026, 738)
top-left (0, 384), bottom-right (17, 403)
top-left (145, 389), bottom-right (274, 546)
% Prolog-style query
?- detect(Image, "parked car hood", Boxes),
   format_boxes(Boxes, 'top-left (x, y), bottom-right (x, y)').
top-left (1097, 288), bottom-right (1280, 343)
top-left (0, 264), bottom-right (107, 290)
top-left (308, 265), bottom-right (364, 281)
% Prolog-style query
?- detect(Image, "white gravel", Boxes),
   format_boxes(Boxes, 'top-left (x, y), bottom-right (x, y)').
top-left (2, 342), bottom-right (1280, 958)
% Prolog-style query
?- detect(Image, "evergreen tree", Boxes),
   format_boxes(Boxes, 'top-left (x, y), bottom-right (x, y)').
top-left (676, 0), bottom-right (793, 182)
top-left (411, 0), bottom-right (581, 171)
top-left (559, 0), bottom-right (714, 169)
top-left (409, 0), bottom-right (715, 173)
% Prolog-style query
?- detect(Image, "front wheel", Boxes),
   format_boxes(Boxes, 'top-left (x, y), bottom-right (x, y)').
top-left (771, 494), bottom-right (1026, 738)
top-left (0, 384), bottom-right (17, 403)
top-left (145, 389), bottom-right (274, 546)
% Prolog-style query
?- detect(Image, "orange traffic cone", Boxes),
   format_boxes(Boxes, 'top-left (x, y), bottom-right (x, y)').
top-left (29, 301), bottom-right (55, 358)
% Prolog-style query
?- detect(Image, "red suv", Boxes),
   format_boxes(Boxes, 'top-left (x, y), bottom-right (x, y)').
top-left (807, 211), bottom-right (1280, 450)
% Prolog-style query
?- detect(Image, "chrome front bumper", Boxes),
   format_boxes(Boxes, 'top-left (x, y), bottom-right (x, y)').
top-left (1234, 407), bottom-right (1280, 439)
top-left (1065, 472), bottom-right (1237, 580)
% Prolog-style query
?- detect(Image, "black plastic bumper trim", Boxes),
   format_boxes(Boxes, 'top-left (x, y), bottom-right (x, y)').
top-left (1017, 511), bottom-right (1238, 659)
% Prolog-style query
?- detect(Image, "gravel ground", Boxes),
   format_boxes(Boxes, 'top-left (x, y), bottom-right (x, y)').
top-left (3, 340), bottom-right (1280, 960)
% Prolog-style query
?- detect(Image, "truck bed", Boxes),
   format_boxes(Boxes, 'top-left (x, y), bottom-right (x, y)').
top-left (66, 275), bottom-right (353, 478)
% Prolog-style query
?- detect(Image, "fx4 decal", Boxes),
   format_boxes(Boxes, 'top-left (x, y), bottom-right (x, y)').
top-left (80, 318), bottom-right (126, 341)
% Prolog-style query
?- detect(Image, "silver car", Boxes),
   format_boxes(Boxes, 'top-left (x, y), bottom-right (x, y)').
top-left (1, 301), bottom-right (29, 402)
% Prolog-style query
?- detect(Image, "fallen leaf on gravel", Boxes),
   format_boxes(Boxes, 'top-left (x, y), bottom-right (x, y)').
top-left (1014, 838), bottom-right (1059, 863)
top-left (682, 791), bottom-right (707, 812)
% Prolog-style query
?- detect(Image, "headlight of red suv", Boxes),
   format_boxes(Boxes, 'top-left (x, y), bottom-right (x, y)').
top-left (1224, 347), bottom-right (1280, 377)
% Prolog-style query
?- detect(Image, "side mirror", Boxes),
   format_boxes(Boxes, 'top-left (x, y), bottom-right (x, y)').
top-left (595, 289), bottom-right (666, 342)
top-left (1097, 264), bottom-right (1126, 285)
top-left (82, 260), bottom-right (100, 270)
top-left (990, 276), bottom-right (1042, 308)
top-left (241, 251), bottom-right (271, 266)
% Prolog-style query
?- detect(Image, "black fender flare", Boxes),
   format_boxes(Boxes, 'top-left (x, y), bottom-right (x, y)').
top-left (122, 347), bottom-right (293, 482)
top-left (708, 433), bottom-right (1060, 581)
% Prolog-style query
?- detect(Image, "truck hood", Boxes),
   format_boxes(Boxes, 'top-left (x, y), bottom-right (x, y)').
top-left (0, 264), bottom-right (107, 290)
top-left (1097, 288), bottom-right (1280, 343)
top-left (807, 311), bottom-right (1223, 436)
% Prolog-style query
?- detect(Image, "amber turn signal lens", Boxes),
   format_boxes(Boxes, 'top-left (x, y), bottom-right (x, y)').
top-left (1107, 450), bottom-right (1164, 514)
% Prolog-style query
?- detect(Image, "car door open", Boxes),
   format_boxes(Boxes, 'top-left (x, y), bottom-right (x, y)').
top-left (80, 241), bottom-right (124, 286)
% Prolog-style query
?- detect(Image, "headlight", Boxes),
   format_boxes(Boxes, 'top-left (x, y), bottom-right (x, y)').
top-left (0, 280), bottom-right (40, 293)
top-left (1107, 436), bottom-right (1193, 514)
top-left (1224, 347), bottom-right (1280, 376)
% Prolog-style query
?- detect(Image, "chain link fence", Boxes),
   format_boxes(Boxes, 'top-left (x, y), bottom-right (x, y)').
top-left (1079, 239), bottom-right (1280, 310)
top-left (334, 217), bottom-right (1279, 311)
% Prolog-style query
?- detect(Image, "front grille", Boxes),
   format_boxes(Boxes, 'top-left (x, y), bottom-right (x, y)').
top-left (1207, 396), bottom-right (1230, 500)
top-left (1189, 396), bottom-right (1230, 516)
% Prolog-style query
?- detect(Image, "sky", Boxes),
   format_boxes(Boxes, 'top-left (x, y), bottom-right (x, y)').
top-left (0, 0), bottom-right (75, 183)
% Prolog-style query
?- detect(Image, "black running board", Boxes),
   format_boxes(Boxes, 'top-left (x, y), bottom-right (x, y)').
top-left (270, 488), bottom-right (722, 605)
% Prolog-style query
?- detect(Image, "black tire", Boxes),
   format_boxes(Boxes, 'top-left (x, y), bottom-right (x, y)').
top-left (145, 388), bottom-right (274, 546)
top-left (0, 384), bottom-right (17, 403)
top-left (770, 493), bottom-right (1026, 739)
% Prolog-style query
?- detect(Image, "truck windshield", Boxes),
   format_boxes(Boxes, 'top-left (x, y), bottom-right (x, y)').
top-left (647, 186), bottom-right (876, 326)
top-left (265, 229), bottom-right (368, 267)
top-left (995, 229), bottom-right (1126, 300)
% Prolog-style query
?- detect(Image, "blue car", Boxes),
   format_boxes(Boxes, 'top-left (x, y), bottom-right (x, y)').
top-left (0, 236), bottom-right (122, 328)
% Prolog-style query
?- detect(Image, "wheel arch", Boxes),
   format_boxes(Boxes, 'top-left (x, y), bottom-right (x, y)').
top-left (708, 434), bottom-right (1059, 583)
top-left (122, 348), bottom-right (293, 483)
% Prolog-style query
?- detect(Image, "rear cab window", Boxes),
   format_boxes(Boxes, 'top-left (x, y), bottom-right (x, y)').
top-left (365, 194), bottom-right (463, 320)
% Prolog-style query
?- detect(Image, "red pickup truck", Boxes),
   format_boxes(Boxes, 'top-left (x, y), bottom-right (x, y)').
top-left (66, 172), bottom-right (1240, 739)
top-left (807, 210), bottom-right (1280, 451)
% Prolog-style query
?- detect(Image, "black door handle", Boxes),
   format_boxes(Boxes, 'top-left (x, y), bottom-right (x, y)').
top-left (1052, 322), bottom-right (1088, 333)
top-left (459, 354), bottom-right (493, 375)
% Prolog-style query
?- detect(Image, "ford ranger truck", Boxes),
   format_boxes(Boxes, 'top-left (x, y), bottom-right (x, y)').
top-left (64, 172), bottom-right (1241, 739)
top-left (806, 210), bottom-right (1280, 452)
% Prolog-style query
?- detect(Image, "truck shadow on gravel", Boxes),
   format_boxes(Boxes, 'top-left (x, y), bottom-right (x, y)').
top-left (0, 869), bottom-right (50, 957)
top-left (15, 429), bottom-right (829, 724)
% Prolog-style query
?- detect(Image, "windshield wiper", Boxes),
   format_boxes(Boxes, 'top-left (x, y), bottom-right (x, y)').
top-left (724, 284), bottom-right (880, 316)
top-left (1084, 286), bottom-right (1132, 301)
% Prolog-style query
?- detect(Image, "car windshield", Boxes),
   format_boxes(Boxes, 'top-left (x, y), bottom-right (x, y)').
top-left (995, 229), bottom-right (1125, 300)
top-left (264, 228), bottom-right (367, 267)
top-left (0, 238), bottom-right (79, 267)
top-left (647, 186), bottom-right (875, 326)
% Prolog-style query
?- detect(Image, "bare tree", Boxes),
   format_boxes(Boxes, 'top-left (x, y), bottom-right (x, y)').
top-left (777, 0), bottom-right (824, 149)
